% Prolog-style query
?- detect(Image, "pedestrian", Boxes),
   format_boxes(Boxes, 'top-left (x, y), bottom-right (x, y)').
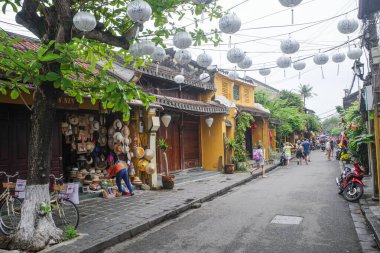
top-left (255, 145), bottom-right (267, 177)
top-left (283, 142), bottom-right (294, 167)
top-left (295, 140), bottom-right (304, 165)
top-left (325, 139), bottom-right (332, 160)
top-left (301, 139), bottom-right (311, 165)
top-left (105, 160), bottom-right (134, 196)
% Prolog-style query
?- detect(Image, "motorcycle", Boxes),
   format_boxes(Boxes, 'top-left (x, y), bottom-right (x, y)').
top-left (321, 142), bottom-right (326, 151)
top-left (336, 161), bottom-right (365, 202)
top-left (335, 147), bottom-right (341, 160)
top-left (315, 142), bottom-right (321, 150)
top-left (280, 152), bottom-right (286, 166)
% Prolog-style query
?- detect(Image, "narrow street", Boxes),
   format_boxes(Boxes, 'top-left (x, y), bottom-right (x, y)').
top-left (105, 151), bottom-right (363, 253)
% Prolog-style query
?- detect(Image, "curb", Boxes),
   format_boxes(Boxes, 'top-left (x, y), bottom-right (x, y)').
top-left (48, 163), bottom-right (281, 253)
top-left (359, 198), bottom-right (380, 249)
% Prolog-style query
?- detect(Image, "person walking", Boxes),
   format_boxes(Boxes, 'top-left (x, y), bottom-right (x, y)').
top-left (255, 145), bottom-right (267, 177)
top-left (325, 139), bottom-right (332, 160)
top-left (295, 141), bottom-right (304, 165)
top-left (301, 139), bottom-right (311, 165)
top-left (283, 142), bottom-right (294, 167)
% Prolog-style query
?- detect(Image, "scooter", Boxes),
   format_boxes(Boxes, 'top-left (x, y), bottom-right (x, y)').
top-left (336, 161), bottom-right (365, 202)
top-left (335, 147), bottom-right (341, 160)
top-left (321, 142), bottom-right (326, 151)
top-left (280, 152), bottom-right (286, 166)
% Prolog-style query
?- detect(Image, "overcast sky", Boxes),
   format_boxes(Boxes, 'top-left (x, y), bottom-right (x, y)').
top-left (0, 0), bottom-right (363, 118)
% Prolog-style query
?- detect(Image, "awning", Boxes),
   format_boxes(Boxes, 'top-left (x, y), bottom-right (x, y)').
top-left (128, 99), bottom-right (163, 110)
top-left (154, 95), bottom-right (228, 114)
top-left (237, 105), bottom-right (270, 117)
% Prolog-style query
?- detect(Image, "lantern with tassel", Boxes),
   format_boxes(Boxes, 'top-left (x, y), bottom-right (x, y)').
top-left (73, 12), bottom-right (97, 32)
top-left (313, 52), bottom-right (329, 79)
top-left (228, 69), bottom-right (239, 80)
top-left (205, 117), bottom-right (214, 136)
top-left (347, 47), bottom-right (363, 60)
top-left (219, 13), bottom-right (241, 34)
top-left (174, 49), bottom-right (192, 65)
top-left (140, 40), bottom-right (155, 56)
top-left (197, 51), bottom-right (213, 68)
top-left (280, 37), bottom-right (300, 54)
top-left (332, 52), bottom-right (346, 76)
top-left (278, 0), bottom-right (303, 24)
top-left (238, 55), bottom-right (252, 78)
top-left (127, 0), bottom-right (152, 23)
top-left (152, 46), bottom-right (166, 74)
top-left (276, 55), bottom-right (292, 77)
top-left (293, 60), bottom-right (306, 79)
top-left (129, 42), bottom-right (143, 57)
top-left (337, 18), bottom-right (359, 34)
top-left (161, 114), bottom-right (171, 138)
top-left (173, 31), bottom-right (193, 49)
top-left (259, 68), bottom-right (271, 83)
top-left (227, 47), bottom-right (245, 64)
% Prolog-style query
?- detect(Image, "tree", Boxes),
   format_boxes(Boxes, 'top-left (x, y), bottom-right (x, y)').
top-left (0, 0), bottom-right (223, 251)
top-left (278, 89), bottom-right (303, 112)
top-left (322, 116), bottom-right (341, 134)
top-left (297, 83), bottom-right (317, 108)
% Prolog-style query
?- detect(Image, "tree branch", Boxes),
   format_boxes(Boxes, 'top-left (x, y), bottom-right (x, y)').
top-left (15, 0), bottom-right (45, 39)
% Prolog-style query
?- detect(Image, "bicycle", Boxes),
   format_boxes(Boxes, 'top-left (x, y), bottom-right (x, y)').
top-left (49, 174), bottom-right (79, 229)
top-left (0, 172), bottom-right (22, 235)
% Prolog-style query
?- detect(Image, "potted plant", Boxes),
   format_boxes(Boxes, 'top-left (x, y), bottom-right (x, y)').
top-left (158, 138), bottom-right (175, 189)
top-left (224, 138), bottom-right (235, 174)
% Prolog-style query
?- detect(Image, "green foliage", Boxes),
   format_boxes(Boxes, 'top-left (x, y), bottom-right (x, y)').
top-left (297, 83), bottom-right (317, 107)
top-left (322, 116), bottom-right (341, 134)
top-left (304, 114), bottom-right (322, 132)
top-left (158, 138), bottom-right (168, 152)
top-left (278, 90), bottom-right (303, 111)
top-left (64, 225), bottom-right (78, 241)
top-left (232, 112), bottom-right (254, 170)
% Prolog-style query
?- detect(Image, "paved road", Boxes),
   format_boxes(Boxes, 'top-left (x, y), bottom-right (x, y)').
top-left (104, 151), bottom-right (362, 253)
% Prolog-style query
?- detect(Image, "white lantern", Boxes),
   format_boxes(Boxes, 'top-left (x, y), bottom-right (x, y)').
top-left (337, 18), bottom-right (359, 34)
top-left (174, 74), bottom-right (185, 84)
top-left (140, 40), bottom-right (155, 55)
top-left (192, 0), bottom-right (213, 4)
top-left (161, 114), bottom-right (171, 128)
top-left (174, 50), bottom-right (192, 65)
top-left (313, 53), bottom-right (329, 65)
top-left (238, 55), bottom-right (252, 69)
top-left (127, 0), bottom-right (152, 23)
top-left (219, 13), bottom-right (241, 34)
top-left (347, 48), bottom-right (363, 60)
top-left (332, 52), bottom-right (346, 63)
top-left (197, 52), bottom-right (213, 68)
top-left (227, 47), bottom-right (245, 64)
top-left (278, 0), bottom-right (303, 7)
top-left (205, 117), bottom-right (214, 127)
top-left (280, 38), bottom-right (300, 54)
top-left (259, 68), bottom-right (271, 76)
top-left (73, 12), bottom-right (97, 32)
top-left (228, 70), bottom-right (239, 80)
top-left (199, 73), bottom-right (210, 83)
top-left (276, 56), bottom-right (292, 68)
top-left (173, 31), bottom-right (193, 49)
top-left (129, 42), bottom-right (142, 57)
top-left (293, 61), bottom-right (306, 70)
top-left (151, 46), bottom-right (166, 62)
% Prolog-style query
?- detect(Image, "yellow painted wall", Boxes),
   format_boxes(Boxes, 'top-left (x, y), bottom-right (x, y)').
top-left (270, 128), bottom-right (277, 151)
top-left (251, 117), bottom-right (270, 160)
top-left (201, 114), bottom-right (226, 171)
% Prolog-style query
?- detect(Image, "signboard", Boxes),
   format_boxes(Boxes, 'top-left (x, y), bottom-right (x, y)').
top-left (371, 46), bottom-right (380, 65)
top-left (57, 96), bottom-right (79, 110)
top-left (364, 85), bottom-right (374, 111)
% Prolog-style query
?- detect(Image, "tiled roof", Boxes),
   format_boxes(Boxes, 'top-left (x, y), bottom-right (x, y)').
top-left (237, 105), bottom-right (271, 117)
top-left (154, 94), bottom-right (228, 114)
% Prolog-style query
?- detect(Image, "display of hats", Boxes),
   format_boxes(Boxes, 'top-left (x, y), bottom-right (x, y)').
top-left (114, 143), bottom-right (123, 155)
top-left (86, 142), bottom-right (95, 152)
top-left (69, 115), bottom-right (79, 125)
top-left (113, 132), bottom-right (124, 143)
top-left (92, 175), bottom-right (101, 183)
top-left (137, 159), bottom-right (149, 172)
top-left (145, 163), bottom-right (156, 175)
top-left (108, 127), bottom-right (115, 137)
top-left (92, 121), bottom-right (100, 131)
top-left (113, 119), bottom-right (123, 130)
top-left (132, 176), bottom-right (143, 186)
top-left (70, 171), bottom-right (78, 178)
top-left (121, 126), bottom-right (130, 137)
top-left (134, 147), bottom-right (145, 159)
top-left (98, 160), bottom-right (107, 170)
top-left (95, 169), bottom-right (102, 174)
top-left (77, 173), bottom-right (85, 180)
top-left (80, 169), bottom-right (89, 175)
top-left (98, 136), bottom-right (107, 147)
top-left (144, 149), bottom-right (154, 161)
top-left (83, 175), bottom-right (92, 185)
top-left (78, 116), bottom-right (87, 126)
top-left (89, 168), bottom-right (96, 174)
top-left (123, 144), bottom-right (130, 154)
top-left (78, 155), bottom-right (87, 161)
top-left (100, 126), bottom-right (107, 136)
top-left (89, 183), bottom-right (101, 191)
top-left (86, 156), bottom-right (93, 165)
top-left (124, 137), bottom-right (130, 146)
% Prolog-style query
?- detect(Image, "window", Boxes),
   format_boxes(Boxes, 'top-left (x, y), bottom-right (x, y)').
top-left (233, 85), bottom-right (240, 100)
top-left (244, 87), bottom-right (250, 103)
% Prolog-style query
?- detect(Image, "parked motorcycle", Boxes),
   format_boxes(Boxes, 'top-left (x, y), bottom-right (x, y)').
top-left (315, 142), bottom-right (321, 150)
top-left (335, 147), bottom-right (341, 160)
top-left (321, 142), bottom-right (326, 151)
top-left (336, 161), bottom-right (365, 202)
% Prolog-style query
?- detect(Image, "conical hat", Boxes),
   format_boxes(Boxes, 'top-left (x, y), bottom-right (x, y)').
top-left (145, 163), bottom-right (156, 175)
top-left (144, 149), bottom-right (154, 161)
top-left (121, 126), bottom-right (130, 137)
top-left (132, 176), bottom-right (143, 186)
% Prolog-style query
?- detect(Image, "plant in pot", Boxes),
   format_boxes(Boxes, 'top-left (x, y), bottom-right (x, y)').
top-left (224, 138), bottom-right (235, 174)
top-left (158, 138), bottom-right (175, 189)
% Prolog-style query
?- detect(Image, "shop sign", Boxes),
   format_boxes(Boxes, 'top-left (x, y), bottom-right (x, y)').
top-left (57, 96), bottom-right (79, 110)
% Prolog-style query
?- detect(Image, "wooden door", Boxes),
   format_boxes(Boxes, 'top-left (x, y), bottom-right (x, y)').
top-left (182, 117), bottom-right (200, 169)
top-left (0, 106), bottom-right (10, 174)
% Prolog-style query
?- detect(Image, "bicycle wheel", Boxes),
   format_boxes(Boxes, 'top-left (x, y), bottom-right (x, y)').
top-left (0, 197), bottom-right (22, 235)
top-left (51, 199), bottom-right (79, 229)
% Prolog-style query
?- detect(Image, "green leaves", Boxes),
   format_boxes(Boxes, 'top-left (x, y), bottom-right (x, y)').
top-left (10, 89), bottom-right (19, 99)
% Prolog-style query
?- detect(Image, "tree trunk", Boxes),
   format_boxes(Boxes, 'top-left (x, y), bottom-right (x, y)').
top-left (163, 152), bottom-right (169, 176)
top-left (9, 84), bottom-right (63, 251)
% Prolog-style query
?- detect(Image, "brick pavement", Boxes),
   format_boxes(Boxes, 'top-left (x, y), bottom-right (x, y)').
top-left (41, 164), bottom-right (279, 253)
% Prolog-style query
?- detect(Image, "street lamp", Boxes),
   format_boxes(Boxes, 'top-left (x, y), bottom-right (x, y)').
top-left (352, 60), bottom-right (365, 81)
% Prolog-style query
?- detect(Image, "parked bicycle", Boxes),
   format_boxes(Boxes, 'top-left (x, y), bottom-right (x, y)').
top-left (50, 174), bottom-right (79, 229)
top-left (0, 172), bottom-right (22, 235)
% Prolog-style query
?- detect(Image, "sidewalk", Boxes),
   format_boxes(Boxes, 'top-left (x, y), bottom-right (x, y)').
top-left (43, 163), bottom-right (280, 253)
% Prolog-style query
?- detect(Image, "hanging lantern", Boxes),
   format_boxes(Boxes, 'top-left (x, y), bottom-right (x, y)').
top-left (151, 46), bottom-right (166, 62)
top-left (332, 52), bottom-right (346, 76)
top-left (174, 49), bottom-right (192, 65)
top-left (140, 40), bottom-right (155, 55)
top-left (205, 117), bottom-right (214, 136)
top-left (313, 52), bottom-right (329, 78)
top-left (237, 55), bottom-right (252, 69)
top-left (129, 42), bottom-right (143, 57)
top-left (199, 73), bottom-right (210, 83)
top-left (280, 37), bottom-right (300, 54)
top-left (161, 114), bottom-right (171, 127)
top-left (337, 18), bottom-right (359, 34)
top-left (293, 61), bottom-right (306, 79)
top-left (197, 52), bottom-right (213, 68)
top-left (228, 69), bottom-right (239, 80)
top-left (73, 12), bottom-right (97, 32)
top-left (219, 13), bottom-right (241, 34)
top-left (174, 74), bottom-right (185, 84)
top-left (347, 48), bottom-right (363, 60)
top-left (277, 56), bottom-right (291, 77)
top-left (173, 31), bottom-right (193, 49)
top-left (278, 0), bottom-right (303, 7)
top-left (227, 47), bottom-right (245, 64)
top-left (259, 68), bottom-right (271, 76)
top-left (192, 0), bottom-right (213, 4)
top-left (127, 0), bottom-right (152, 23)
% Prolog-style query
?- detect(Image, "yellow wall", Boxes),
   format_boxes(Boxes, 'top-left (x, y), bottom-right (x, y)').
top-left (251, 117), bottom-right (270, 160)
top-left (214, 72), bottom-right (256, 107)
top-left (270, 127), bottom-right (277, 151)
top-left (201, 114), bottom-right (226, 171)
